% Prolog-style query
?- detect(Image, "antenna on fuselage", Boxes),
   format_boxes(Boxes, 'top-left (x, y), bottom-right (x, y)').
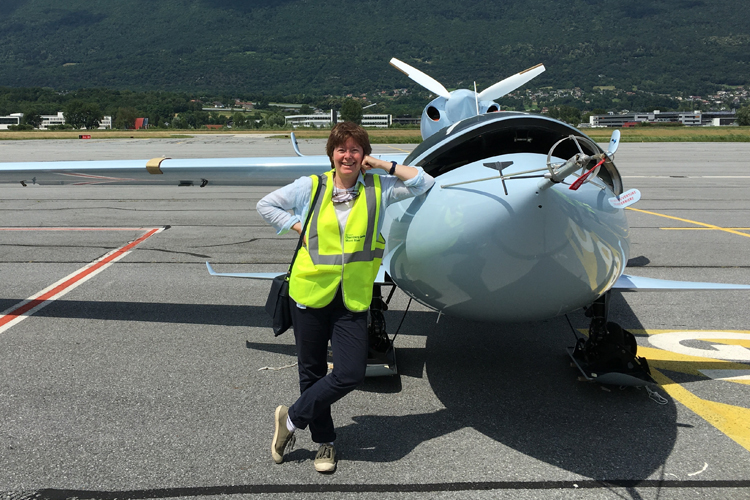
top-left (474, 82), bottom-right (479, 115)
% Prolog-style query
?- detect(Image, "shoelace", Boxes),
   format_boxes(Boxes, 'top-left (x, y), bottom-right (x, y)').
top-left (285, 434), bottom-right (296, 454)
top-left (317, 444), bottom-right (333, 459)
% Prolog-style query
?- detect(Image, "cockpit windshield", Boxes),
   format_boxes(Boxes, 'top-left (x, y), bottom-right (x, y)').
top-left (404, 113), bottom-right (622, 194)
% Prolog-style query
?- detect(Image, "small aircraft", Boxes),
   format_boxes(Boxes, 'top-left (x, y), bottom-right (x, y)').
top-left (3, 58), bottom-right (750, 386)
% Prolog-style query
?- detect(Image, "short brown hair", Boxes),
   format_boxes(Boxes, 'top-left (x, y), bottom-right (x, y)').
top-left (326, 122), bottom-right (372, 167)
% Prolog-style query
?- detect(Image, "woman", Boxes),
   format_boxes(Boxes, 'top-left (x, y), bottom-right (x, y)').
top-left (257, 122), bottom-right (434, 473)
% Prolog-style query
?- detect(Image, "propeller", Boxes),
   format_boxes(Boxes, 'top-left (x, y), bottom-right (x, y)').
top-left (477, 63), bottom-right (546, 101)
top-left (389, 58), bottom-right (451, 98)
top-left (390, 57), bottom-right (546, 140)
top-left (390, 58), bottom-right (545, 102)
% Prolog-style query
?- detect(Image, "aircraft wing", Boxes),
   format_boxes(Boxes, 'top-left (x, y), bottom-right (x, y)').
top-left (613, 273), bottom-right (750, 291)
top-left (0, 154), bottom-right (409, 186)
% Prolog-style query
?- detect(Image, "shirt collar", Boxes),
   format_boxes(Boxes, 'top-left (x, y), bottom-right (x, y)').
top-left (354, 171), bottom-right (366, 188)
top-left (332, 170), bottom-right (366, 189)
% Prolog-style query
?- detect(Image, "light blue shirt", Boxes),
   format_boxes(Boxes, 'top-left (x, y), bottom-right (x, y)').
top-left (257, 168), bottom-right (435, 235)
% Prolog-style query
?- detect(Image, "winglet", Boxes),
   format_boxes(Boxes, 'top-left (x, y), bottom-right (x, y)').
top-left (291, 132), bottom-right (304, 157)
top-left (146, 157), bottom-right (170, 175)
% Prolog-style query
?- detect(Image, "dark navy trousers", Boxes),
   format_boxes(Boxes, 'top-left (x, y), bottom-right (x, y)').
top-left (287, 289), bottom-right (368, 444)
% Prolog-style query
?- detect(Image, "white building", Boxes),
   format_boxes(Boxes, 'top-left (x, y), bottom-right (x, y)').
top-left (285, 110), bottom-right (337, 128)
top-left (40, 112), bottom-right (66, 129)
top-left (40, 112), bottom-right (113, 130)
top-left (589, 110), bottom-right (739, 127)
top-left (98, 116), bottom-right (112, 129)
top-left (589, 110), bottom-right (703, 127)
top-left (0, 113), bottom-right (23, 130)
top-left (360, 114), bottom-right (392, 128)
top-left (285, 110), bottom-right (392, 128)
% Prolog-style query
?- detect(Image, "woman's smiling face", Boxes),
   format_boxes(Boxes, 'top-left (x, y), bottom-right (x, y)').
top-left (332, 137), bottom-right (364, 182)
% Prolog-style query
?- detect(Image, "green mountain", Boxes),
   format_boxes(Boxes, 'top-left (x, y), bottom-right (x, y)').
top-left (1, 0), bottom-right (748, 95)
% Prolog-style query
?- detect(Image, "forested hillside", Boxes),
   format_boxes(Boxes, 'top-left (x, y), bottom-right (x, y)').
top-left (1, 0), bottom-right (749, 95)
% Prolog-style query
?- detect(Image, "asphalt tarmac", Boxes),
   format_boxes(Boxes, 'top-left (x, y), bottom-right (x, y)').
top-left (1, 136), bottom-right (750, 499)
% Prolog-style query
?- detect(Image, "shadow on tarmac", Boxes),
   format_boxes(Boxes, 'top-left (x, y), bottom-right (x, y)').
top-left (11, 293), bottom-right (677, 480)
top-left (336, 310), bottom-right (677, 480)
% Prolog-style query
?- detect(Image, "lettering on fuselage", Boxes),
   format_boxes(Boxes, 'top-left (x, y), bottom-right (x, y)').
top-left (608, 188), bottom-right (641, 209)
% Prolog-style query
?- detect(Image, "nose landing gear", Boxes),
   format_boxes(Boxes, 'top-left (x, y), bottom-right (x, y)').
top-left (568, 292), bottom-right (656, 387)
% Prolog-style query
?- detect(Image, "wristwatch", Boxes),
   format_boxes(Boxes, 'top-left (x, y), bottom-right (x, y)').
top-left (389, 161), bottom-right (397, 175)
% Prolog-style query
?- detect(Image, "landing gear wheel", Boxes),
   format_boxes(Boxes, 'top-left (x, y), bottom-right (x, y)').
top-left (569, 294), bottom-right (656, 387)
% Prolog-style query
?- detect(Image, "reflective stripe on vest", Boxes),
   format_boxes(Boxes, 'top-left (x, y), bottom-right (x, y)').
top-left (307, 173), bottom-right (384, 265)
top-left (289, 171), bottom-right (385, 311)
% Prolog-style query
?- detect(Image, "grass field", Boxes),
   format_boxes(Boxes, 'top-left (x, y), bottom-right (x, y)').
top-left (585, 126), bottom-right (750, 142)
top-left (2, 126), bottom-right (750, 143)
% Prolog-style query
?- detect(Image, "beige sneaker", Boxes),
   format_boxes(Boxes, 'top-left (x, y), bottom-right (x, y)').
top-left (271, 405), bottom-right (295, 464)
top-left (314, 443), bottom-right (337, 473)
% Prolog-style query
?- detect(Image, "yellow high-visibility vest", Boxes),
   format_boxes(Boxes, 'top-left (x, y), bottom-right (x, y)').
top-left (289, 171), bottom-right (385, 311)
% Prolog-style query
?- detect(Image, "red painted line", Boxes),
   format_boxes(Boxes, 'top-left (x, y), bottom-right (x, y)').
top-left (0, 228), bottom-right (161, 329)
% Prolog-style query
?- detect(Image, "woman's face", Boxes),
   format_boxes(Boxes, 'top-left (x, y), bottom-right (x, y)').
top-left (332, 137), bottom-right (364, 179)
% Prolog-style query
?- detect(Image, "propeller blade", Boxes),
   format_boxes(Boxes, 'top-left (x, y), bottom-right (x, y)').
top-left (477, 63), bottom-right (545, 101)
top-left (606, 129), bottom-right (621, 158)
top-left (389, 58), bottom-right (451, 99)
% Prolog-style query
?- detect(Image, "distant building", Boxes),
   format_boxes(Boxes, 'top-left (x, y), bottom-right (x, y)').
top-left (0, 113), bottom-right (23, 130)
top-left (702, 111), bottom-right (738, 126)
top-left (234, 100), bottom-right (254, 110)
top-left (360, 114), bottom-right (392, 128)
top-left (39, 112), bottom-right (113, 130)
top-left (285, 110), bottom-right (392, 128)
top-left (285, 110), bottom-right (337, 128)
top-left (392, 116), bottom-right (421, 126)
top-left (40, 112), bottom-right (66, 129)
top-left (589, 110), bottom-right (737, 127)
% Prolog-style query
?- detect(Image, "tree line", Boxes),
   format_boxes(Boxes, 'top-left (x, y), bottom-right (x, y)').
top-left (3, 85), bottom-right (748, 130)
top-left (0, 86), bottom-right (431, 130)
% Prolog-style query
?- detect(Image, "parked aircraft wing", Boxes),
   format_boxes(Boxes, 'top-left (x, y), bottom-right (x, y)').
top-left (613, 274), bottom-right (750, 291)
top-left (0, 154), bottom-right (409, 186)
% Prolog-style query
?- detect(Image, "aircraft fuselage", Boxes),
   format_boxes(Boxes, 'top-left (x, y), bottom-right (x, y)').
top-left (383, 113), bottom-right (629, 322)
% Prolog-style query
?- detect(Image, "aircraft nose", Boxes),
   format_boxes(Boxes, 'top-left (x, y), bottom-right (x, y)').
top-left (386, 158), bottom-right (629, 322)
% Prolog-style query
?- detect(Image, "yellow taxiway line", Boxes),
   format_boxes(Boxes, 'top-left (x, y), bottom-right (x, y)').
top-left (633, 330), bottom-right (750, 453)
top-left (627, 207), bottom-right (750, 239)
top-left (621, 208), bottom-right (750, 451)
